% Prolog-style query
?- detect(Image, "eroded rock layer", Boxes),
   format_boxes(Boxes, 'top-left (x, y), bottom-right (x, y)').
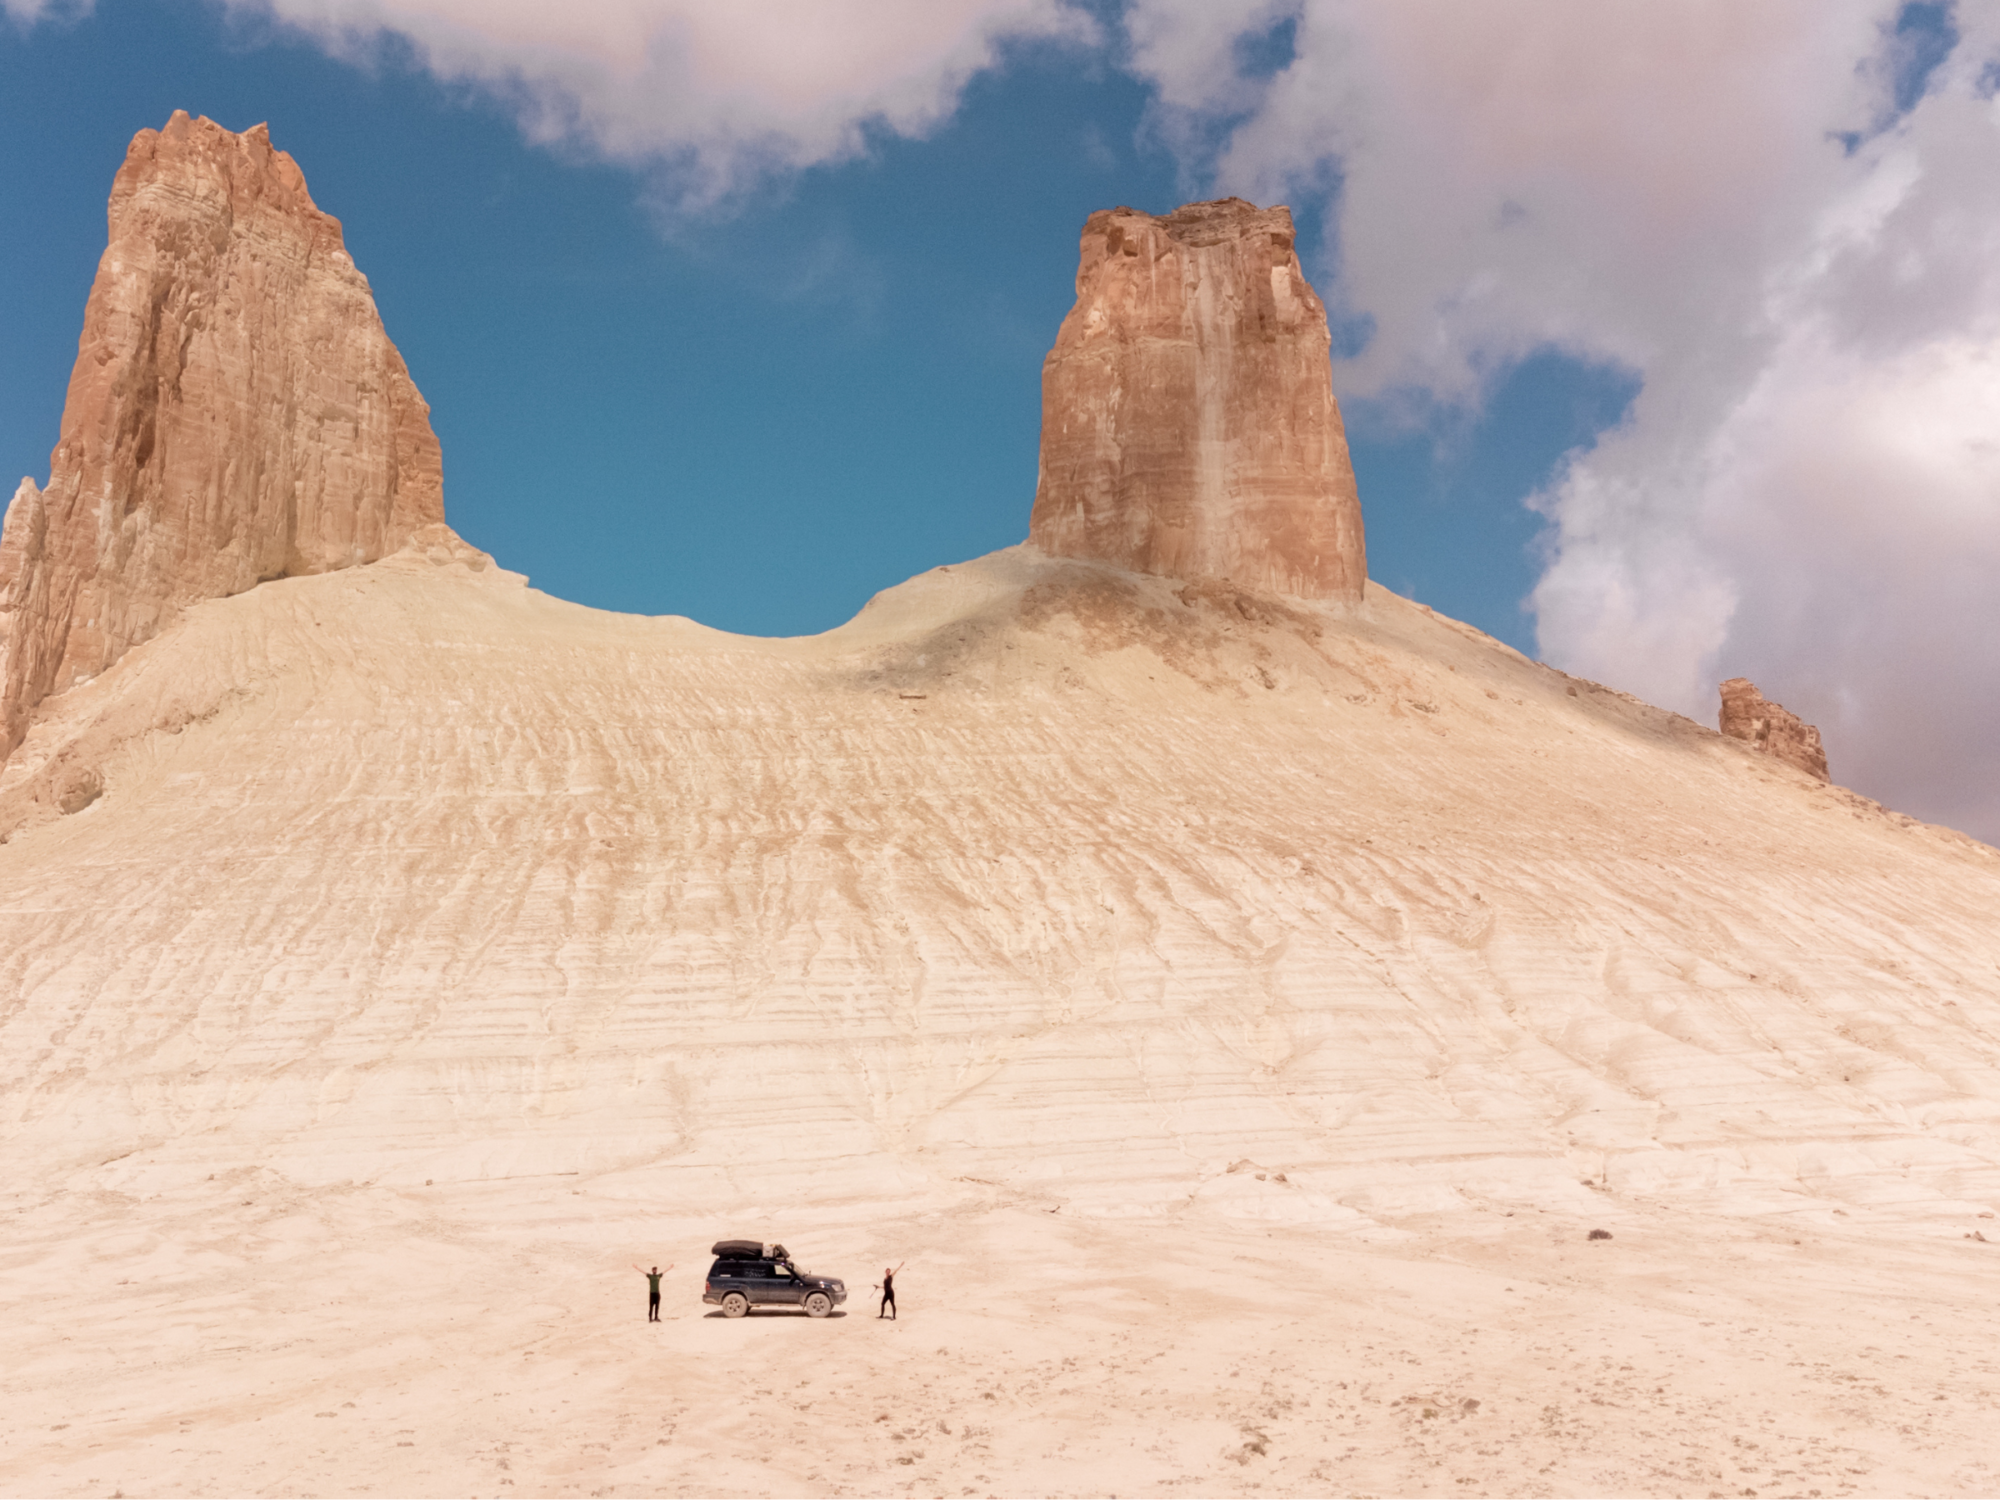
top-left (3, 546), bottom-right (1994, 1225)
top-left (1028, 198), bottom-right (1365, 601)
top-left (1720, 676), bottom-right (1830, 782)
top-left (0, 111), bottom-right (444, 757)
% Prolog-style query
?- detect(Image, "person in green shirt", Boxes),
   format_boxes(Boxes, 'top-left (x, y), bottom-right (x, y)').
top-left (633, 1263), bottom-right (672, 1322)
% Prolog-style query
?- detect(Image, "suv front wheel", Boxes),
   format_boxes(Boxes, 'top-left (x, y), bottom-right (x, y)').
top-left (721, 1292), bottom-right (749, 1318)
top-left (803, 1291), bottom-right (832, 1318)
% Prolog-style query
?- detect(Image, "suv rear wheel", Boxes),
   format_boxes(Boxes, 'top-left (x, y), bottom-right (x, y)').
top-left (721, 1292), bottom-right (749, 1318)
top-left (803, 1291), bottom-right (832, 1318)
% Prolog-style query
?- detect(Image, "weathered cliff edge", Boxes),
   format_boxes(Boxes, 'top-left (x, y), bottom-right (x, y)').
top-left (0, 111), bottom-right (447, 758)
top-left (1720, 676), bottom-right (1830, 782)
top-left (1028, 197), bottom-right (1366, 602)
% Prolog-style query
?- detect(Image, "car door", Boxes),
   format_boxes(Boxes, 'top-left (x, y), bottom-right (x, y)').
top-left (711, 1260), bottom-right (748, 1303)
top-left (768, 1265), bottom-right (805, 1307)
top-left (739, 1261), bottom-right (777, 1306)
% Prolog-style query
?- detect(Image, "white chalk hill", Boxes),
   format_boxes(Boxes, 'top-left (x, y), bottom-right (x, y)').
top-left (4, 532), bottom-right (1998, 1227)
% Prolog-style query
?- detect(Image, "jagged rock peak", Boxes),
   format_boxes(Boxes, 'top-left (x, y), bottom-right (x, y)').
top-left (1028, 197), bottom-right (1366, 603)
top-left (0, 111), bottom-right (447, 758)
top-left (1719, 678), bottom-right (1830, 782)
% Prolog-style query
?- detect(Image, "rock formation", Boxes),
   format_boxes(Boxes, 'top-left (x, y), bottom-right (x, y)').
top-left (9, 144), bottom-right (2000, 1500)
top-left (1028, 198), bottom-right (1365, 602)
top-left (1720, 677), bottom-right (1830, 781)
top-left (0, 111), bottom-right (445, 757)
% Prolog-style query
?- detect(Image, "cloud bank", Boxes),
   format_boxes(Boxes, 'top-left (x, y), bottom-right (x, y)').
top-left (1130, 0), bottom-right (2000, 838)
top-left (17, 1), bottom-right (1097, 205)
top-left (228, 0), bottom-right (1097, 206)
top-left (2, 0), bottom-right (87, 20)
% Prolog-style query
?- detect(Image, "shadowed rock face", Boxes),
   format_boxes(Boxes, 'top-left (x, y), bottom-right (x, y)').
top-left (1720, 677), bottom-right (1830, 782)
top-left (1028, 198), bottom-right (1365, 602)
top-left (0, 111), bottom-right (445, 757)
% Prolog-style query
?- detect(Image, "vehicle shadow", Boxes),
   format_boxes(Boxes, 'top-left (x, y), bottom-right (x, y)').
top-left (701, 1309), bottom-right (849, 1319)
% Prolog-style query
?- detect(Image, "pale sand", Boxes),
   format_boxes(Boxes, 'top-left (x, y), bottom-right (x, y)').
top-left (3, 541), bottom-right (1999, 1495)
top-left (6, 1186), bottom-right (1999, 1496)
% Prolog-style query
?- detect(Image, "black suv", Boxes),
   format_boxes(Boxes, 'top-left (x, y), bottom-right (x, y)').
top-left (702, 1241), bottom-right (847, 1318)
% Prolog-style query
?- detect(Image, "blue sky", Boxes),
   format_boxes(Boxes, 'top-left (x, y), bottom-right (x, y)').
top-left (0, 0), bottom-right (1624, 652)
top-left (5, 0), bottom-right (2000, 841)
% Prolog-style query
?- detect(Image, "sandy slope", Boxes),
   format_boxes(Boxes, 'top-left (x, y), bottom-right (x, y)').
top-left (3, 538), bottom-right (1999, 1495)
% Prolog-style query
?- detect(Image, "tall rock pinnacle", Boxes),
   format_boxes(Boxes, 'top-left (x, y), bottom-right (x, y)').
top-left (0, 111), bottom-right (445, 756)
top-left (1028, 198), bottom-right (1366, 602)
top-left (1719, 678), bottom-right (1830, 782)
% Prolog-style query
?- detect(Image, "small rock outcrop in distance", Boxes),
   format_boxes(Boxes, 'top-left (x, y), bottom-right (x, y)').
top-left (1029, 198), bottom-right (1366, 603)
top-left (1720, 677), bottom-right (1830, 782)
top-left (0, 111), bottom-right (446, 758)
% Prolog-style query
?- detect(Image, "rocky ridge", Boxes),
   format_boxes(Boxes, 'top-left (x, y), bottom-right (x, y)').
top-left (1719, 675), bottom-right (1830, 781)
top-left (1028, 198), bottom-right (1366, 602)
top-left (0, 111), bottom-right (445, 758)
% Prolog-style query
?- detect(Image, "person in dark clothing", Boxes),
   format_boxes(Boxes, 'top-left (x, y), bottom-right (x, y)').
top-left (633, 1263), bottom-right (671, 1321)
top-left (877, 1262), bottom-right (904, 1320)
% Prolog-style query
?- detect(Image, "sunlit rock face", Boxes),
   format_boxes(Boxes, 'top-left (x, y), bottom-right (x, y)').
top-left (1720, 677), bottom-right (1830, 782)
top-left (1028, 198), bottom-right (1366, 602)
top-left (0, 111), bottom-right (445, 757)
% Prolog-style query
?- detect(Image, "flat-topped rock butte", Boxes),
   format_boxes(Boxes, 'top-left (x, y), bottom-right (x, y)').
top-left (4, 118), bottom-right (2000, 1499)
top-left (1029, 198), bottom-right (1366, 601)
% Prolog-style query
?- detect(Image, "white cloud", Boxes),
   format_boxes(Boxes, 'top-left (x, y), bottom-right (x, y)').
top-left (221, 0), bottom-right (1095, 205)
top-left (1126, 0), bottom-right (2000, 840)
top-left (2, 0), bottom-right (84, 21)
top-left (1139, 0), bottom-right (1890, 395)
top-left (1531, 23), bottom-right (2000, 835)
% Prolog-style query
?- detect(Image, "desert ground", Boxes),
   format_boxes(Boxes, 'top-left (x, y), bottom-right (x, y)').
top-left (6, 1186), bottom-right (2000, 1497)
top-left (5, 539), bottom-right (2000, 1496)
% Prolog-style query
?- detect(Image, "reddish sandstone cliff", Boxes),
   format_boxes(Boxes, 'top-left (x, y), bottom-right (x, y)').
top-left (1029, 198), bottom-right (1365, 602)
top-left (1720, 678), bottom-right (1830, 782)
top-left (0, 111), bottom-right (445, 756)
